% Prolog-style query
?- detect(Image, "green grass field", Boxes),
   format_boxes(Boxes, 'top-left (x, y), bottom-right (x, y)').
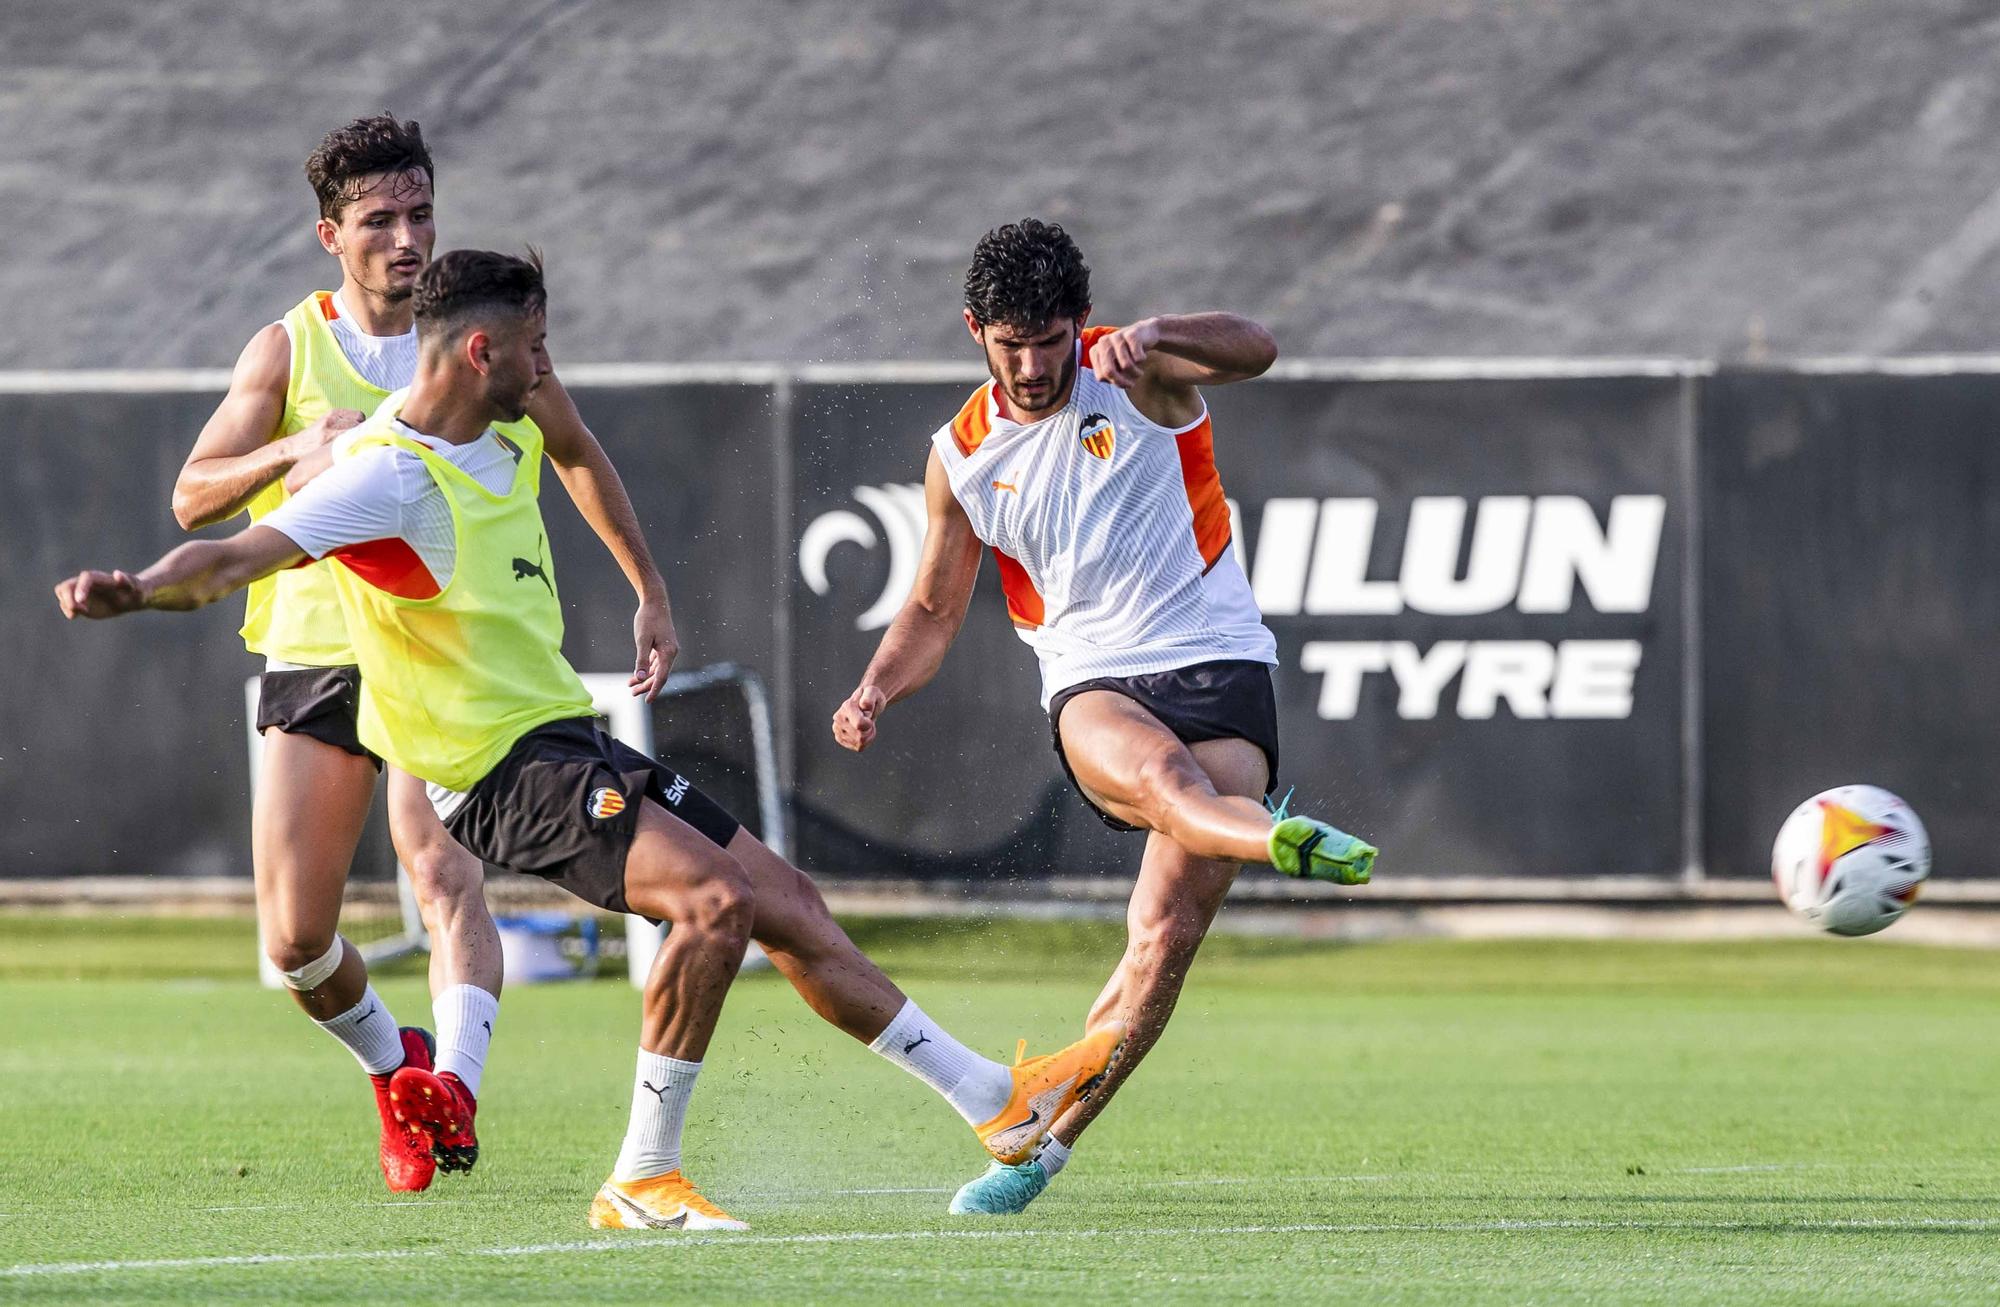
top-left (4, 912), bottom-right (2000, 1304)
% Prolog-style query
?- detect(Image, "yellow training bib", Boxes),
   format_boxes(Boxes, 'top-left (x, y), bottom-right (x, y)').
top-left (239, 291), bottom-right (392, 665)
top-left (327, 400), bottom-right (593, 790)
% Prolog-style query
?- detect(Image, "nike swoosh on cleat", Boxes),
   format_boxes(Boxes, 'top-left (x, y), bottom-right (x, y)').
top-left (607, 1187), bottom-right (687, 1230)
top-left (986, 1107), bottom-right (1040, 1152)
top-left (990, 1086), bottom-right (1064, 1149)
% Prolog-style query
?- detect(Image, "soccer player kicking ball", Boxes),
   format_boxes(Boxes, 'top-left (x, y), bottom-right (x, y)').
top-left (832, 220), bottom-right (1377, 1216)
top-left (57, 250), bottom-right (1119, 1231)
top-left (167, 114), bottom-right (679, 1192)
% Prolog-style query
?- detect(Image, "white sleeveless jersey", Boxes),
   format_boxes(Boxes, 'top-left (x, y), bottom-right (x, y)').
top-left (276, 289), bottom-right (419, 393)
top-left (931, 327), bottom-right (1277, 707)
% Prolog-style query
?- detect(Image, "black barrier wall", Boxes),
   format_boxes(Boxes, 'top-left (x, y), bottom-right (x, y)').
top-left (790, 377), bottom-right (1691, 878)
top-left (1699, 372), bottom-right (2000, 882)
top-left (4, 367), bottom-right (1994, 884)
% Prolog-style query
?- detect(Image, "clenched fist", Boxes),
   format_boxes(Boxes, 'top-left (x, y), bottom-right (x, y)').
top-left (1086, 318), bottom-right (1162, 390)
top-left (53, 570), bottom-right (146, 620)
top-left (832, 684), bottom-right (888, 752)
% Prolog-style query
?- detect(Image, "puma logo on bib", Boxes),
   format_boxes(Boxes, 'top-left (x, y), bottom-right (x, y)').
top-left (512, 533), bottom-right (554, 595)
top-left (586, 786), bottom-right (626, 819)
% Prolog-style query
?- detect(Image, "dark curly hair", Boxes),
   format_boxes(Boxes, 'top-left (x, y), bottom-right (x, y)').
top-left (964, 219), bottom-right (1092, 330)
top-left (414, 249), bottom-right (546, 347)
top-left (305, 113), bottom-right (435, 221)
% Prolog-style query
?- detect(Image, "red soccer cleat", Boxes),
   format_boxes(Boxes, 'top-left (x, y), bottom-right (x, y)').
top-left (388, 1063), bottom-right (479, 1174)
top-left (371, 1027), bottom-right (438, 1193)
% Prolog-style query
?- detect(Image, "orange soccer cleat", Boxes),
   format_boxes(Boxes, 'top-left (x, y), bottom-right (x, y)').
top-left (973, 1024), bottom-right (1125, 1165)
top-left (588, 1170), bottom-right (748, 1231)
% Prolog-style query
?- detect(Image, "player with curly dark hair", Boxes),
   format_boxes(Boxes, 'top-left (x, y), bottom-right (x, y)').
top-left (835, 219), bottom-right (1380, 1215)
top-left (962, 218), bottom-right (1093, 331)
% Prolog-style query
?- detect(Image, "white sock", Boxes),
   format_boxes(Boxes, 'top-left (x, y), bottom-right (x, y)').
top-left (868, 999), bottom-right (1012, 1125)
top-left (1035, 1134), bottom-right (1072, 1178)
top-left (612, 1051), bottom-right (701, 1182)
top-left (433, 984), bottom-right (498, 1097)
top-left (314, 986), bottom-right (405, 1075)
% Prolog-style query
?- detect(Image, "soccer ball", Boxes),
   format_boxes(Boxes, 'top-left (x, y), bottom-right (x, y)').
top-left (1771, 785), bottom-right (1930, 937)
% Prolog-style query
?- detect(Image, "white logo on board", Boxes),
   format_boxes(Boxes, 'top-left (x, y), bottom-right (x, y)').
top-left (798, 484), bottom-right (925, 631)
top-left (798, 488), bottom-right (1668, 720)
top-left (1260, 495), bottom-right (1665, 722)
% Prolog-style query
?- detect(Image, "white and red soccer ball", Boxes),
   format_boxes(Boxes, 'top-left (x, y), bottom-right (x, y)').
top-left (1771, 785), bottom-right (1931, 937)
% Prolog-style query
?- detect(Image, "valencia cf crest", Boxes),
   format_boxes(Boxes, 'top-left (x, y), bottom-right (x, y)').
top-left (1079, 412), bottom-right (1116, 460)
top-left (586, 786), bottom-right (627, 820)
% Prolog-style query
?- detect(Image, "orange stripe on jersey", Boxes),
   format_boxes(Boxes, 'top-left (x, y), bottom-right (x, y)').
top-left (329, 538), bottom-right (441, 601)
top-left (992, 548), bottom-right (1045, 630)
top-left (1082, 322), bottom-right (1231, 565)
top-left (316, 291), bottom-right (339, 321)
top-left (1176, 414), bottom-right (1232, 569)
top-left (1077, 324), bottom-right (1119, 370)
top-left (950, 383), bottom-right (996, 456)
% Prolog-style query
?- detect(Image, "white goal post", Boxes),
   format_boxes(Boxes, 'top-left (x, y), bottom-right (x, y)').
top-left (247, 662), bottom-right (787, 988)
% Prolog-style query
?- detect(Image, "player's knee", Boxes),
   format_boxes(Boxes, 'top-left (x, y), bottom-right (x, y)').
top-left (684, 863), bottom-right (755, 944)
top-left (1132, 748), bottom-right (1205, 829)
top-left (403, 840), bottom-right (481, 906)
top-left (268, 934), bottom-right (343, 988)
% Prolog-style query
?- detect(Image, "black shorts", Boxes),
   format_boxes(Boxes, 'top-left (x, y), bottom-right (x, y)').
top-left (444, 716), bottom-right (742, 918)
top-left (255, 666), bottom-right (379, 766)
top-left (1048, 659), bottom-right (1281, 832)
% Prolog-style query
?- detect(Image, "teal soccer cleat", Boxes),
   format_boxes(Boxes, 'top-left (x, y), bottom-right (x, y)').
top-left (948, 1160), bottom-right (1049, 1215)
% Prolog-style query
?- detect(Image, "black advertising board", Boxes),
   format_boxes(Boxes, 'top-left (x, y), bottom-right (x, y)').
top-left (785, 374), bottom-right (1693, 879)
top-left (10, 389), bottom-right (272, 877)
top-left (784, 381), bottom-right (1096, 879)
top-left (14, 367), bottom-right (1995, 887)
top-left (1700, 371), bottom-right (2000, 882)
top-left (5, 382), bottom-right (781, 878)
top-left (1210, 376), bottom-right (1692, 877)
top-left (544, 382), bottom-right (784, 836)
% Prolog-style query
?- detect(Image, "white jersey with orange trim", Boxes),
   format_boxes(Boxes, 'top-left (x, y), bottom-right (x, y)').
top-left (931, 327), bottom-right (1277, 707)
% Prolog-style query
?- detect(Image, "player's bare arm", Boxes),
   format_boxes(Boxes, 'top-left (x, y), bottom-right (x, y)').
top-left (171, 324), bottom-right (363, 529)
top-left (832, 450), bottom-right (983, 753)
top-left (1088, 312), bottom-right (1279, 428)
top-left (528, 371), bottom-right (678, 701)
top-left (55, 524), bottom-right (306, 619)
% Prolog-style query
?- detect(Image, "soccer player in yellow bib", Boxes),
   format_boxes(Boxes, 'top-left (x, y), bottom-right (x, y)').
top-left (165, 116), bottom-right (678, 1192)
top-left (56, 250), bottom-right (1120, 1232)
